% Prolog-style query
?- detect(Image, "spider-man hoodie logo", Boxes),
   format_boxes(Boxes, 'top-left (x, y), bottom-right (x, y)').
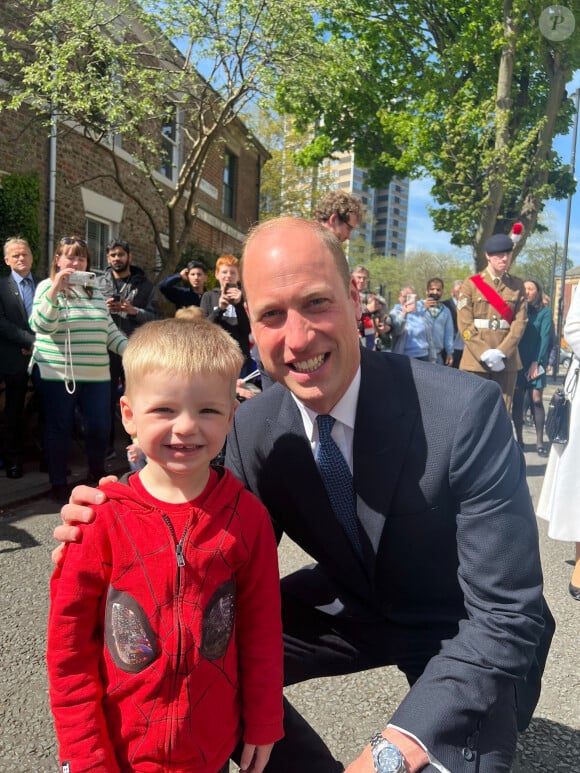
top-left (47, 467), bottom-right (284, 772)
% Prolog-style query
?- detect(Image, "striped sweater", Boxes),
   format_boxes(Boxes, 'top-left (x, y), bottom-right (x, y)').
top-left (30, 279), bottom-right (127, 382)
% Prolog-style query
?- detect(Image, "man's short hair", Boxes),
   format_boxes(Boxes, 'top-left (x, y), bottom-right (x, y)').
top-left (427, 277), bottom-right (444, 289)
top-left (106, 239), bottom-right (130, 254)
top-left (123, 318), bottom-right (243, 399)
top-left (186, 260), bottom-right (208, 273)
top-left (4, 237), bottom-right (31, 258)
top-left (241, 217), bottom-right (352, 294)
top-left (215, 254), bottom-right (239, 273)
top-left (314, 191), bottom-right (363, 226)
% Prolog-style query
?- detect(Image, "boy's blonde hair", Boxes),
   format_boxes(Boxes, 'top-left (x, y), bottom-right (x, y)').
top-left (175, 305), bottom-right (205, 322)
top-left (123, 318), bottom-right (243, 398)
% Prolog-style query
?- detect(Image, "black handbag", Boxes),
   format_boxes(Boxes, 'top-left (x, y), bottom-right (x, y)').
top-left (546, 388), bottom-right (570, 444)
top-left (546, 361), bottom-right (579, 444)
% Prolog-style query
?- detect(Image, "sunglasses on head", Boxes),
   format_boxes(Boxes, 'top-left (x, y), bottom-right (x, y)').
top-left (60, 237), bottom-right (87, 247)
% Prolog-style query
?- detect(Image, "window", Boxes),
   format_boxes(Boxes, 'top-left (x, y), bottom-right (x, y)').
top-left (223, 151), bottom-right (237, 219)
top-left (86, 218), bottom-right (111, 271)
top-left (161, 106), bottom-right (179, 182)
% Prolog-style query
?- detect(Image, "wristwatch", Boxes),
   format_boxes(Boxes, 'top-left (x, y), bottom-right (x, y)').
top-left (370, 733), bottom-right (406, 773)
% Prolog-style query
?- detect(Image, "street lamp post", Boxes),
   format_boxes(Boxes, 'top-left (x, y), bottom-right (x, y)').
top-left (554, 87), bottom-right (580, 377)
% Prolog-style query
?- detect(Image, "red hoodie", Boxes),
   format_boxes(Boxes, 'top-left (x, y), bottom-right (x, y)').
top-left (47, 468), bottom-right (283, 772)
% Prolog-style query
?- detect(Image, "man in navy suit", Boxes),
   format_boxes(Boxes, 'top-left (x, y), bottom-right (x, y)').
top-left (58, 218), bottom-right (553, 773)
top-left (0, 237), bottom-right (38, 478)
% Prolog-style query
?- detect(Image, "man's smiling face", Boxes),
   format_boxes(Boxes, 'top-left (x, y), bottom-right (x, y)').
top-left (242, 221), bottom-right (360, 415)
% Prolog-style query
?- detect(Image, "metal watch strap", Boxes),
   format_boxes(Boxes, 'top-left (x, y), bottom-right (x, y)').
top-left (370, 733), bottom-right (406, 773)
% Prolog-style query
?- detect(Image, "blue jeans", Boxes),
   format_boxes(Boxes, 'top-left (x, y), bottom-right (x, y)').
top-left (38, 378), bottom-right (111, 485)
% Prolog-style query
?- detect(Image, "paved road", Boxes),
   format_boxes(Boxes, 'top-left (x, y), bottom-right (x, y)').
top-left (0, 419), bottom-right (578, 772)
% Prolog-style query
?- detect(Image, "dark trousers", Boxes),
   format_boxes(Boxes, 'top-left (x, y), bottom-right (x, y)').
top-left (259, 571), bottom-right (519, 773)
top-left (38, 378), bottom-right (110, 485)
top-left (1, 369), bottom-right (29, 465)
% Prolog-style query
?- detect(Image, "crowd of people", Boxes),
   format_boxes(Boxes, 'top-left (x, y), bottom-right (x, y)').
top-left (0, 192), bottom-right (577, 772)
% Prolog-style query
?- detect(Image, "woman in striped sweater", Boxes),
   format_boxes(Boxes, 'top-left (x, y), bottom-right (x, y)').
top-left (30, 237), bottom-right (127, 501)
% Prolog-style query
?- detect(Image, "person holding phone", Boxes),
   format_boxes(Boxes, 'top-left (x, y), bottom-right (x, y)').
top-left (201, 254), bottom-right (253, 376)
top-left (512, 279), bottom-right (554, 456)
top-left (389, 286), bottom-right (434, 361)
top-left (29, 237), bottom-right (127, 501)
top-left (96, 239), bottom-right (159, 457)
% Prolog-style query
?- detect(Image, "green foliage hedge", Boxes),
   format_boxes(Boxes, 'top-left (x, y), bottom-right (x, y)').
top-left (0, 173), bottom-right (40, 276)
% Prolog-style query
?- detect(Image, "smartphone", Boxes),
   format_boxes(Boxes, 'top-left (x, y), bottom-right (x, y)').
top-left (225, 282), bottom-right (237, 291)
top-left (68, 271), bottom-right (96, 287)
top-left (406, 293), bottom-right (417, 304)
top-left (112, 294), bottom-right (121, 302)
top-left (536, 365), bottom-right (545, 376)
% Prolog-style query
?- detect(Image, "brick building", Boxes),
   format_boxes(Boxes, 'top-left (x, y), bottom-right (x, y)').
top-left (0, 101), bottom-right (269, 276)
top-left (0, 0), bottom-right (271, 278)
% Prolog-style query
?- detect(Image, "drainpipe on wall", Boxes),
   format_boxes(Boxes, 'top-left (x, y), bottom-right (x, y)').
top-left (47, 107), bottom-right (57, 266)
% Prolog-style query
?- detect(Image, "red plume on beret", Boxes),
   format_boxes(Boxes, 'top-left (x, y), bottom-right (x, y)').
top-left (510, 222), bottom-right (524, 243)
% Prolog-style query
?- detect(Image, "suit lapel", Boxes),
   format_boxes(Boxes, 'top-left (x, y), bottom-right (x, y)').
top-left (7, 275), bottom-right (29, 325)
top-left (354, 350), bottom-right (421, 572)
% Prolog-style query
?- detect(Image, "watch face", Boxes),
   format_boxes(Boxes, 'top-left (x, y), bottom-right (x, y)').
top-left (376, 744), bottom-right (404, 773)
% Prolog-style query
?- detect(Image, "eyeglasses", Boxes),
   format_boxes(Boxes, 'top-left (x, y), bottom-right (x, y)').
top-left (339, 216), bottom-right (355, 234)
top-left (60, 237), bottom-right (87, 247)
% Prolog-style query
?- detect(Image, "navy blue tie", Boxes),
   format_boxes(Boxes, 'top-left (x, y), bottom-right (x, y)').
top-left (316, 414), bottom-right (362, 556)
top-left (20, 276), bottom-right (34, 317)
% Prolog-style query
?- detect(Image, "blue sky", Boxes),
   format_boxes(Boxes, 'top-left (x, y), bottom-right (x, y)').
top-left (406, 75), bottom-right (580, 266)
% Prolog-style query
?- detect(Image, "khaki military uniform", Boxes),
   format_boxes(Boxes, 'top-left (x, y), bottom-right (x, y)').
top-left (457, 268), bottom-right (527, 409)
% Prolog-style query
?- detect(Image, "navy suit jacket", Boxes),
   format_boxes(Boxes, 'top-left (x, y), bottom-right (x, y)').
top-left (226, 347), bottom-right (553, 771)
top-left (0, 273), bottom-right (37, 376)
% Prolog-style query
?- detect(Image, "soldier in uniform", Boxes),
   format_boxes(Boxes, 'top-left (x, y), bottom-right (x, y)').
top-left (458, 233), bottom-right (527, 411)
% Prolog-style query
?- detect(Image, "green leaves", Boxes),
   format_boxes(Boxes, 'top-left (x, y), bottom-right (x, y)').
top-left (273, 0), bottom-right (580, 261)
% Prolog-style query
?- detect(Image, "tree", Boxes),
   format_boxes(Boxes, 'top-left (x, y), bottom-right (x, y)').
top-left (0, 0), bottom-right (330, 273)
top-left (276, 0), bottom-right (580, 269)
top-left (355, 251), bottom-right (473, 308)
top-left (247, 110), bottom-right (336, 219)
top-left (517, 233), bottom-right (573, 302)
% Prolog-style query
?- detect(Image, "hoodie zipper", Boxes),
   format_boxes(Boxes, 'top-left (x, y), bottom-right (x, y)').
top-left (161, 511), bottom-right (193, 761)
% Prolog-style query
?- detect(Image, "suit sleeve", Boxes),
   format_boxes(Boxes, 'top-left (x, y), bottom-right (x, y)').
top-left (0, 301), bottom-right (34, 347)
top-left (388, 380), bottom-right (546, 764)
top-left (47, 510), bottom-right (121, 773)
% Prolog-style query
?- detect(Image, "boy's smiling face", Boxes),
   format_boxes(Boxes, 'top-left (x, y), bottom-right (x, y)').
top-left (121, 370), bottom-right (236, 489)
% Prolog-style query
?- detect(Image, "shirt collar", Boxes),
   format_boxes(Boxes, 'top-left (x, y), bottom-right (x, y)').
top-left (291, 366), bottom-right (361, 442)
top-left (12, 270), bottom-right (31, 285)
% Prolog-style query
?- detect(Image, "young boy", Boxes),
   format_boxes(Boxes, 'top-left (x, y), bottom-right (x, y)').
top-left (200, 255), bottom-right (253, 376)
top-left (47, 318), bottom-right (284, 773)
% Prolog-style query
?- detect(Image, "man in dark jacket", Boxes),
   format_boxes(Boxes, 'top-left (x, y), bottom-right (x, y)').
top-left (96, 239), bottom-right (159, 452)
top-left (157, 259), bottom-right (208, 309)
top-left (0, 237), bottom-right (40, 477)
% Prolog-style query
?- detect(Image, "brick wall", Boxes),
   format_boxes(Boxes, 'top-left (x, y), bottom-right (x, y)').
top-left (0, 105), bottom-right (268, 275)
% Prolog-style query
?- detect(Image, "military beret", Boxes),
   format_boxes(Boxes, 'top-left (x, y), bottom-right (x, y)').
top-left (484, 233), bottom-right (513, 254)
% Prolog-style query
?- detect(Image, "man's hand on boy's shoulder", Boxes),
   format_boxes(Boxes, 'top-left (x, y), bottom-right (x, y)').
top-left (52, 479), bottom-right (118, 566)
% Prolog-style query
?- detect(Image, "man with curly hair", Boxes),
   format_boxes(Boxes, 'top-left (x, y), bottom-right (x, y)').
top-left (314, 191), bottom-right (363, 242)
